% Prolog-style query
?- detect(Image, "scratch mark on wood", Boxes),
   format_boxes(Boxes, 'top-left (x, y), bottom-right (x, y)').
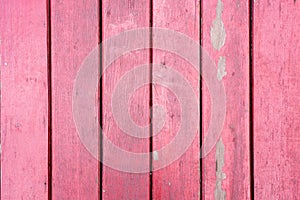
top-left (210, 0), bottom-right (226, 50)
top-left (214, 138), bottom-right (226, 200)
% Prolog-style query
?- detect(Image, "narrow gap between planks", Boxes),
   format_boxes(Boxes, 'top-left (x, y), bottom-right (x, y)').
top-left (149, 0), bottom-right (154, 199)
top-left (46, 0), bottom-right (53, 199)
top-left (199, 0), bottom-right (203, 199)
top-left (99, 0), bottom-right (103, 199)
top-left (249, 0), bottom-right (255, 200)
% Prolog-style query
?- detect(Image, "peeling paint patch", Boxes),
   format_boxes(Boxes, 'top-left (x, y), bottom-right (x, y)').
top-left (210, 0), bottom-right (226, 50)
top-left (153, 151), bottom-right (159, 161)
top-left (217, 56), bottom-right (227, 81)
top-left (214, 138), bottom-right (226, 200)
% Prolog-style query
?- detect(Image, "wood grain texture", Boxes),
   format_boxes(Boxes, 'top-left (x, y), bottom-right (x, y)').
top-left (152, 0), bottom-right (201, 199)
top-left (202, 0), bottom-right (251, 199)
top-left (102, 0), bottom-right (151, 199)
top-left (51, 0), bottom-right (100, 199)
top-left (253, 0), bottom-right (300, 199)
top-left (0, 0), bottom-right (49, 199)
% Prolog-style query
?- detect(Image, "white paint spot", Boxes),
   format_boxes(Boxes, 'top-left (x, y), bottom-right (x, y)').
top-left (214, 138), bottom-right (226, 200)
top-left (103, 190), bottom-right (106, 193)
top-left (210, 0), bottom-right (226, 50)
top-left (4, 62), bottom-right (7, 66)
top-left (153, 151), bottom-right (159, 161)
top-left (217, 56), bottom-right (227, 81)
top-left (168, 182), bottom-right (171, 186)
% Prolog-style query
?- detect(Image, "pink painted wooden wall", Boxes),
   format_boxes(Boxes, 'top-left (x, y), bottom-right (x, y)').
top-left (1, 0), bottom-right (299, 199)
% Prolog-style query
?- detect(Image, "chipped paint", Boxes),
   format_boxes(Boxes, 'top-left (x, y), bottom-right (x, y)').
top-left (211, 0), bottom-right (227, 195)
top-left (214, 138), bottom-right (226, 200)
top-left (217, 56), bottom-right (227, 81)
top-left (153, 151), bottom-right (159, 161)
top-left (210, 0), bottom-right (226, 50)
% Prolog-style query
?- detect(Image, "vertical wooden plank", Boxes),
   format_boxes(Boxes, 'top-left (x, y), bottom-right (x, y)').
top-left (0, 0), bottom-right (49, 199)
top-left (202, 0), bottom-right (251, 199)
top-left (152, 0), bottom-right (201, 199)
top-left (102, 0), bottom-right (151, 199)
top-left (253, 0), bottom-right (300, 199)
top-left (51, 0), bottom-right (100, 199)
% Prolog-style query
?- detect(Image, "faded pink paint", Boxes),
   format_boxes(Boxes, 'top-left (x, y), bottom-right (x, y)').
top-left (253, 0), bottom-right (300, 199)
top-left (1, 1), bottom-right (299, 199)
top-left (0, 0), bottom-right (49, 199)
top-left (102, 0), bottom-right (151, 199)
top-left (152, 0), bottom-right (201, 199)
top-left (51, 0), bottom-right (100, 199)
top-left (202, 0), bottom-right (251, 199)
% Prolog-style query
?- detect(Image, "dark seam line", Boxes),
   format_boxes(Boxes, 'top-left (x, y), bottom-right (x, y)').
top-left (46, 0), bottom-right (53, 199)
top-left (99, 0), bottom-right (103, 199)
top-left (249, 0), bottom-right (255, 200)
top-left (149, 0), bottom-right (154, 199)
top-left (199, 0), bottom-right (203, 199)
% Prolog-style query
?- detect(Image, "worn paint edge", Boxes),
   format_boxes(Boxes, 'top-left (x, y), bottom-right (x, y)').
top-left (153, 151), bottom-right (158, 161)
top-left (214, 138), bottom-right (226, 200)
top-left (210, 0), bottom-right (226, 50)
top-left (217, 56), bottom-right (227, 81)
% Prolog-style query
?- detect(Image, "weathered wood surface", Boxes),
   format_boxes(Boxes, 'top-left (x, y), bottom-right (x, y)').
top-left (102, 0), bottom-right (151, 199)
top-left (0, 0), bottom-right (49, 199)
top-left (202, 0), bottom-right (251, 199)
top-left (1, 0), bottom-right (300, 199)
top-left (253, 0), bottom-right (300, 199)
top-left (51, 0), bottom-right (100, 199)
top-left (152, 0), bottom-right (201, 199)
